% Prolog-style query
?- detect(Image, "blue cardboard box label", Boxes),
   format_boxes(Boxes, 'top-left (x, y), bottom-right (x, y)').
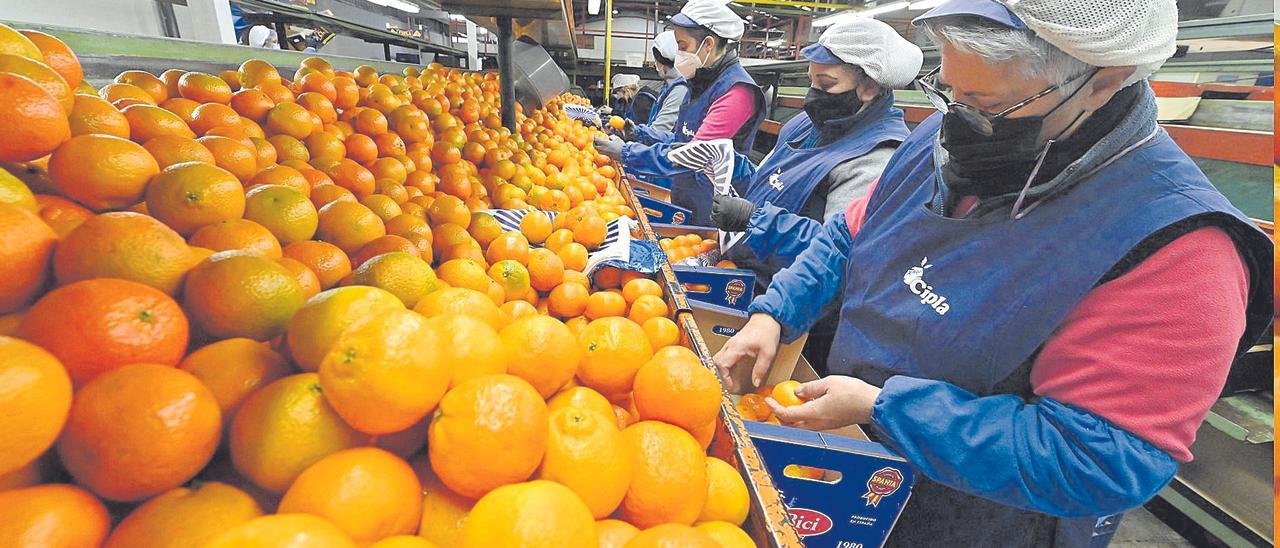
top-left (671, 265), bottom-right (755, 312)
top-left (636, 195), bottom-right (691, 225)
top-left (746, 422), bottom-right (914, 547)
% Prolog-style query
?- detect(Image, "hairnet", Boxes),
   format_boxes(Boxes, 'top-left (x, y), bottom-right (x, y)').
top-left (1003, 0), bottom-right (1178, 84)
top-left (806, 18), bottom-right (923, 88)
top-left (671, 0), bottom-right (745, 40)
top-left (611, 73), bottom-right (641, 88)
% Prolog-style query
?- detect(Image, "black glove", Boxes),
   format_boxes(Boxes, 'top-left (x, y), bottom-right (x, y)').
top-left (711, 195), bottom-right (755, 232)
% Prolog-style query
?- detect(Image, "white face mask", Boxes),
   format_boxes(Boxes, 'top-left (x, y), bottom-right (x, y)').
top-left (674, 39), bottom-right (709, 80)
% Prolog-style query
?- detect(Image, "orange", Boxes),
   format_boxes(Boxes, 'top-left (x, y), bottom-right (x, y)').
top-left (0, 337), bottom-right (70, 477)
top-left (248, 163), bottom-right (310, 195)
top-left (427, 194), bottom-right (471, 227)
top-left (48, 133), bottom-right (159, 210)
top-left (278, 256), bottom-right (321, 299)
top-left (548, 281), bottom-right (589, 318)
top-left (68, 93), bottom-right (129, 138)
top-left (143, 134), bottom-right (215, 168)
top-left (53, 211), bottom-right (193, 295)
top-left (642, 317), bottom-right (681, 349)
top-left (412, 287), bottom-right (503, 330)
top-left (427, 313), bottom-right (508, 386)
top-left (19, 30), bottom-right (80, 88)
top-left (230, 88), bottom-right (275, 121)
top-left (297, 90), bottom-right (337, 122)
top-left (188, 102), bottom-right (241, 135)
top-left (632, 351), bottom-right (721, 432)
top-left (594, 267), bottom-right (622, 289)
top-left (547, 386), bottom-right (614, 421)
top-left (269, 134), bottom-right (310, 162)
top-left (145, 161), bottom-right (246, 235)
top-left (527, 247), bottom-right (565, 292)
top-left (694, 522), bottom-right (754, 548)
top-left (230, 373), bottom-right (371, 494)
top-left (283, 240), bottom-right (351, 289)
top-left (623, 278), bottom-right (663, 304)
top-left (0, 205), bottom-right (56, 313)
top-left (355, 107), bottom-right (389, 135)
top-left (537, 406), bottom-right (631, 518)
top-left (700, 456), bottom-right (750, 525)
top-left (585, 291), bottom-right (628, 319)
top-left (351, 251), bottom-right (436, 307)
top-left (413, 456), bottom-right (475, 545)
top-left (619, 421), bottom-right (709, 527)
top-left (177, 71), bottom-right (232, 103)
top-left (159, 96), bottom-right (199, 121)
top-left (545, 227), bottom-right (574, 252)
top-left (100, 82), bottom-right (156, 107)
top-left (264, 102), bottom-right (314, 139)
top-left (625, 524), bottom-right (719, 548)
top-left (238, 59), bottom-right (281, 88)
top-left (557, 242), bottom-right (589, 271)
top-left (488, 259), bottom-right (531, 301)
top-left (436, 258), bottom-right (491, 292)
top-left (58, 364), bottom-right (220, 501)
top-left (0, 484), bottom-right (110, 548)
top-left (387, 213), bottom-right (429, 240)
top-left (0, 53), bottom-right (72, 112)
top-left (597, 519), bottom-right (640, 548)
top-left (178, 337), bottom-right (290, 423)
top-left (326, 158), bottom-right (376, 197)
top-left (319, 309), bottom-right (449, 434)
top-left (429, 374), bottom-right (546, 500)
top-left (302, 130), bottom-right (343, 162)
top-left (577, 317), bottom-right (653, 397)
top-left (0, 23), bottom-right (41, 60)
top-left (361, 193), bottom-right (403, 222)
top-left (344, 133), bottom-right (378, 164)
top-left (197, 135), bottom-right (258, 181)
top-left (249, 136), bottom-right (277, 167)
top-left (244, 184), bottom-right (318, 245)
top-left (371, 536), bottom-right (438, 548)
top-left (189, 218), bottom-right (282, 258)
top-left (285, 285), bottom-right (405, 372)
top-left (332, 76), bottom-right (359, 109)
top-left (114, 70), bottom-right (167, 103)
top-left (572, 214), bottom-right (608, 250)
top-left (183, 251), bottom-right (305, 340)
top-left (0, 166), bottom-right (35, 211)
top-left (460, 480), bottom-right (596, 548)
top-left (122, 103), bottom-right (195, 142)
top-left (373, 133), bottom-right (407, 158)
top-left (485, 231), bottom-right (530, 265)
top-left (19, 278), bottom-right (188, 386)
top-left (279, 448), bottom-right (422, 542)
top-left (203, 513), bottom-right (356, 548)
top-left (105, 482), bottom-right (263, 548)
top-left (501, 299), bottom-right (538, 323)
top-left (628, 294), bottom-right (669, 325)
top-left (316, 200), bottom-right (386, 253)
top-left (771, 380), bottom-right (804, 407)
top-left (734, 393), bottom-right (772, 422)
top-left (499, 315), bottom-right (580, 398)
top-left (350, 234), bottom-right (420, 267)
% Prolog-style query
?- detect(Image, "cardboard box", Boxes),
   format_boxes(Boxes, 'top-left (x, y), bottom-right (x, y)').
top-left (636, 195), bottom-right (692, 225)
top-left (627, 175), bottom-right (672, 202)
top-left (651, 224), bottom-right (757, 312)
top-left (688, 300), bottom-right (807, 392)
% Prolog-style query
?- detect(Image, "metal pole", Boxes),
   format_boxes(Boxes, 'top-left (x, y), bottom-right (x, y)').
top-left (603, 0), bottom-right (613, 101)
top-left (497, 16), bottom-right (517, 132)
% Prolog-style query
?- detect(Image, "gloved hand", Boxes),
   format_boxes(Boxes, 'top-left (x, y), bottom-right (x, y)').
top-left (617, 118), bottom-right (637, 142)
top-left (711, 195), bottom-right (755, 232)
top-left (598, 106), bottom-right (613, 116)
top-left (594, 135), bottom-right (624, 161)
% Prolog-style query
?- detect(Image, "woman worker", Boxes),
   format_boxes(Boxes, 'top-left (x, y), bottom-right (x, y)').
top-left (635, 30), bottom-right (691, 136)
top-left (595, 0), bottom-right (767, 225)
top-left (714, 0), bottom-right (1273, 546)
top-left (706, 18), bottom-right (922, 372)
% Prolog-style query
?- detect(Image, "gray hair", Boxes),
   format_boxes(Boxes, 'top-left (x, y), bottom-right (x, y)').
top-left (920, 17), bottom-right (1094, 92)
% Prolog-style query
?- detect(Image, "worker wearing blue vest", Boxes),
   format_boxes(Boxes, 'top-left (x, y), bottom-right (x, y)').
top-left (714, 1), bottom-right (1273, 546)
top-left (595, 0), bottom-right (767, 225)
top-left (707, 18), bottom-right (922, 373)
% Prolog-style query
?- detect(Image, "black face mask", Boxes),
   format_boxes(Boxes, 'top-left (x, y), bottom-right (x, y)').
top-left (939, 112), bottom-right (1046, 197)
top-left (804, 86), bottom-right (864, 128)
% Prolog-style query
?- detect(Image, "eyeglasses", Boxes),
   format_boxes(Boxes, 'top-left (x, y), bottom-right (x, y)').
top-left (916, 66), bottom-right (1098, 136)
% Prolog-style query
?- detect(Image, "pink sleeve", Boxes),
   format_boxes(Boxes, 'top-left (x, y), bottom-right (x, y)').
top-left (842, 179), bottom-right (877, 237)
top-left (1030, 227), bottom-right (1249, 462)
top-left (692, 85), bottom-right (756, 141)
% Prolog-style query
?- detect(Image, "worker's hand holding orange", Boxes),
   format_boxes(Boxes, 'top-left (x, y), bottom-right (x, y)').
top-left (766, 376), bottom-right (881, 431)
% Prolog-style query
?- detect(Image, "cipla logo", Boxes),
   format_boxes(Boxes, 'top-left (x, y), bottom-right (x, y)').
top-left (902, 257), bottom-right (949, 315)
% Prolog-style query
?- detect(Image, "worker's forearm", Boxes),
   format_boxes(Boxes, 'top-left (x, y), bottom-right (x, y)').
top-left (869, 376), bottom-right (1178, 518)
top-left (739, 204), bottom-right (825, 271)
top-left (620, 142), bottom-right (692, 177)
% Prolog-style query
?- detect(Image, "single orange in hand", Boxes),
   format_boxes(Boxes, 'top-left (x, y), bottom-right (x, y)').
top-left (771, 380), bottom-right (805, 407)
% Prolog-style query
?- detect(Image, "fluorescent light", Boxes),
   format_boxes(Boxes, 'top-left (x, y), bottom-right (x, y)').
top-left (909, 0), bottom-right (945, 9)
top-left (813, 1), bottom-right (909, 27)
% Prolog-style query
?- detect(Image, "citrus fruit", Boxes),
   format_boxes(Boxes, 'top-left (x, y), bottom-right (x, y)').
top-left (67, 94), bottom-right (128, 139)
top-left (700, 456), bottom-right (750, 525)
top-left (426, 313), bottom-right (508, 386)
top-left (53, 211), bottom-right (192, 295)
top-left (415, 457), bottom-right (475, 546)
top-left (197, 135), bottom-right (257, 181)
top-left (622, 278), bottom-right (662, 304)
top-left (319, 309), bottom-right (451, 434)
top-left (642, 317), bottom-right (681, 349)
top-left (266, 102), bottom-right (314, 139)
top-left (545, 228), bottom-right (574, 252)
top-left (428, 374), bottom-right (547, 499)
top-left (538, 406), bottom-right (631, 519)
top-left (350, 251), bottom-right (436, 308)
top-left (0, 337), bottom-right (71, 477)
top-left (19, 30), bottom-right (79, 88)
top-left (548, 282), bottom-right (589, 318)
top-left (0, 23), bottom-right (42, 60)
top-left (771, 380), bottom-right (804, 407)
top-left (436, 258), bottom-right (490, 292)
top-left (145, 161), bottom-right (245, 235)
top-left (18, 277), bottom-right (188, 386)
top-left (619, 421), bottom-right (709, 527)
top-left (371, 536), bottom-right (438, 548)
top-left (317, 200), bottom-right (386, 253)
top-left (625, 524), bottom-right (719, 547)
top-left (189, 218), bottom-right (282, 258)
top-left (114, 70), bottom-right (167, 103)
top-left (103, 482), bottom-right (263, 548)
top-left (230, 373), bottom-right (370, 493)
top-left (460, 480), bottom-right (596, 548)
top-left (0, 53), bottom-right (71, 112)
top-left (177, 71), bottom-right (232, 103)
top-left (488, 259), bottom-right (531, 302)
top-left (244, 184), bottom-right (319, 245)
top-left (183, 251), bottom-right (304, 340)
top-left (0, 204), bottom-right (56, 313)
top-left (0, 484), bottom-right (109, 548)
top-left (628, 294), bottom-right (669, 325)
top-left (349, 234), bottom-right (419, 267)
top-left (48, 133), bottom-right (159, 210)
top-left (598, 519), bottom-right (641, 548)
top-left (122, 104), bottom-right (195, 142)
top-left (278, 256), bottom-right (322, 298)
top-left (585, 291), bottom-right (628, 319)
top-left (520, 211), bottom-right (553, 244)
top-left (142, 134), bottom-right (215, 168)
top-left (279, 448), bottom-right (422, 542)
top-left (58, 364), bottom-right (220, 501)
top-left (499, 315), bottom-right (579, 398)
top-left (178, 338), bottom-right (291, 419)
top-left (694, 521), bottom-right (754, 548)
top-left (203, 513), bottom-right (356, 548)
top-left (412, 287), bottom-right (503, 330)
top-left (557, 242), bottom-right (589, 271)
top-left (577, 317), bottom-right (653, 397)
top-left (485, 231), bottom-right (530, 265)
top-left (632, 351), bottom-right (721, 433)
top-left (283, 240), bottom-right (351, 289)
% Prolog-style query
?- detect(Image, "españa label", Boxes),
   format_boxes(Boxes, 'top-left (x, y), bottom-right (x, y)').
top-left (862, 467), bottom-right (904, 507)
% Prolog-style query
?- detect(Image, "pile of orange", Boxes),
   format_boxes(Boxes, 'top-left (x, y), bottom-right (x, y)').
top-left (659, 234), bottom-right (736, 268)
top-left (0, 22), bottom-right (758, 548)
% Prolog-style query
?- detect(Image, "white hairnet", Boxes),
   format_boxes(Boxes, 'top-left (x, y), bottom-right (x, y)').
top-left (676, 0), bottom-right (745, 40)
top-left (1002, 0), bottom-right (1178, 85)
top-left (248, 26), bottom-right (275, 48)
top-left (653, 30), bottom-right (679, 61)
top-left (611, 73), bottom-right (641, 88)
top-left (817, 18), bottom-right (923, 89)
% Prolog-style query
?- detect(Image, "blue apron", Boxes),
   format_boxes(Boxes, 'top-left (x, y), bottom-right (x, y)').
top-left (670, 63), bottom-right (766, 225)
top-left (648, 78), bottom-right (689, 123)
top-left (829, 113), bottom-right (1272, 546)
